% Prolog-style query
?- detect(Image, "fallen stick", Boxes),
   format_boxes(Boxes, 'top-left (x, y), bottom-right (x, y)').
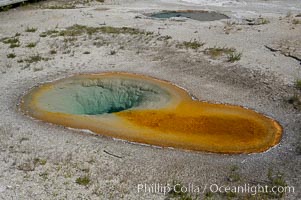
top-left (103, 150), bottom-right (123, 158)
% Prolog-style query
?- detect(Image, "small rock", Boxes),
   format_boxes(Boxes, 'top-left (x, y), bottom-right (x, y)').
top-left (6, 185), bottom-right (12, 189)
top-left (0, 186), bottom-right (5, 193)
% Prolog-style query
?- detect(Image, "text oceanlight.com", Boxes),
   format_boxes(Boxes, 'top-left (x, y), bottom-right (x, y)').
top-left (137, 183), bottom-right (295, 196)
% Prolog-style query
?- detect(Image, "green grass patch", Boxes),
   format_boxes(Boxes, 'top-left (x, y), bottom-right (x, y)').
top-left (26, 42), bottom-right (37, 48)
top-left (58, 25), bottom-right (87, 36)
top-left (34, 158), bottom-right (47, 166)
top-left (227, 52), bottom-right (242, 62)
top-left (227, 165), bottom-right (241, 182)
top-left (63, 37), bottom-right (77, 43)
top-left (39, 30), bottom-right (60, 37)
top-left (7, 53), bottom-right (16, 59)
top-left (44, 5), bottom-right (76, 9)
top-left (292, 19), bottom-right (301, 24)
top-left (50, 50), bottom-right (57, 54)
top-left (225, 191), bottom-right (237, 199)
top-left (1, 35), bottom-right (21, 48)
top-left (265, 169), bottom-right (287, 199)
top-left (0, 5), bottom-right (12, 12)
top-left (25, 27), bottom-right (37, 32)
top-left (39, 172), bottom-right (48, 180)
top-left (2, 37), bottom-right (19, 44)
top-left (10, 43), bottom-right (21, 48)
top-left (205, 46), bottom-right (235, 58)
top-left (75, 175), bottom-right (90, 186)
top-left (101, 26), bottom-right (153, 35)
top-left (258, 18), bottom-right (270, 25)
top-left (204, 191), bottom-right (214, 200)
top-left (39, 25), bottom-right (152, 39)
top-left (1, 37), bottom-right (20, 48)
top-left (166, 181), bottom-right (198, 200)
top-left (25, 55), bottom-right (49, 63)
top-left (59, 24), bottom-right (152, 37)
top-left (158, 35), bottom-right (172, 41)
top-left (179, 40), bottom-right (205, 50)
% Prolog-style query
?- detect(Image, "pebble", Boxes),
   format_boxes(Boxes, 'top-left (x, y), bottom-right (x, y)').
top-left (0, 186), bottom-right (5, 193)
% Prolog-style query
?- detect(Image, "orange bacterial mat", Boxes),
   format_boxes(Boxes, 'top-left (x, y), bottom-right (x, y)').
top-left (20, 72), bottom-right (282, 153)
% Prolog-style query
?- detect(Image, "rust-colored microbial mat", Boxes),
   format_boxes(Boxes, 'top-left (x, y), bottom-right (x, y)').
top-left (20, 72), bottom-right (282, 153)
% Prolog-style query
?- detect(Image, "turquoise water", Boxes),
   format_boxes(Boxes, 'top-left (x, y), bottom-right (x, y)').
top-left (38, 78), bottom-right (171, 115)
top-left (150, 11), bottom-right (229, 21)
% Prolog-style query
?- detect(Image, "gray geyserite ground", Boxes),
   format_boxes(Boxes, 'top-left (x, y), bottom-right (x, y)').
top-left (0, 0), bottom-right (300, 199)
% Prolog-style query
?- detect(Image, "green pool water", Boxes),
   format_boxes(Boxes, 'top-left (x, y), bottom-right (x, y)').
top-left (37, 77), bottom-right (171, 115)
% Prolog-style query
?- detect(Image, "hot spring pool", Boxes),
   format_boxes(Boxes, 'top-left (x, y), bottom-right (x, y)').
top-left (148, 10), bottom-right (229, 21)
top-left (21, 72), bottom-right (282, 154)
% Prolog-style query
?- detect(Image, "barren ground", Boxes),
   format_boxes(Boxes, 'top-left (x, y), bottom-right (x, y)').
top-left (0, 0), bottom-right (300, 199)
